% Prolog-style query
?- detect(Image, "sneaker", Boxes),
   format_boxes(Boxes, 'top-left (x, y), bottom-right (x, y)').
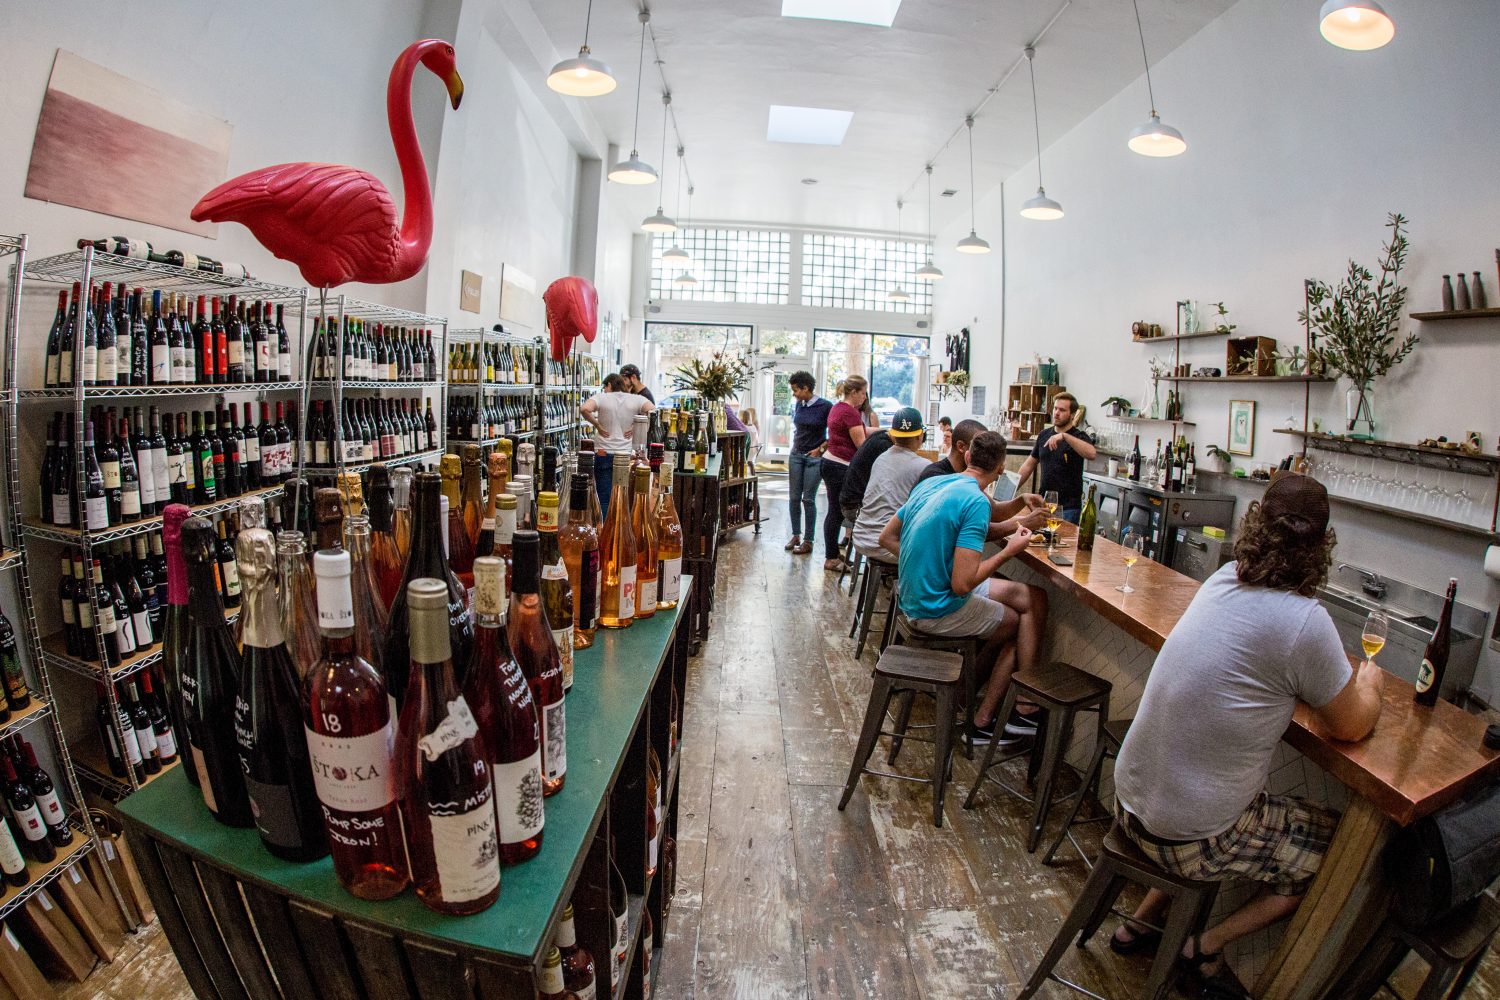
top-left (1004, 708), bottom-right (1042, 737)
top-left (970, 721), bottom-right (1030, 749)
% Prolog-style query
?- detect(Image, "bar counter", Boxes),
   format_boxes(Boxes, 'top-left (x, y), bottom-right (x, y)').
top-left (1003, 524), bottom-right (1500, 999)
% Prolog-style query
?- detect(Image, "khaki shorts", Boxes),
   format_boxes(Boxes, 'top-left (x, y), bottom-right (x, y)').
top-left (912, 591), bottom-right (1008, 638)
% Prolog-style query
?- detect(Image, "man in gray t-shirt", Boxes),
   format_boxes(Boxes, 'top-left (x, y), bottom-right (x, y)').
top-left (851, 422), bottom-right (929, 561)
top-left (1108, 476), bottom-right (1384, 992)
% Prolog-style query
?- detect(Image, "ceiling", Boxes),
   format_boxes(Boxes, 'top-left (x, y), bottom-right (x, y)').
top-left (528, 0), bottom-right (1236, 233)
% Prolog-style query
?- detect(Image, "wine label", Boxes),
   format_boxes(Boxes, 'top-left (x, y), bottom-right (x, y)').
top-left (538, 960), bottom-right (566, 995)
top-left (1416, 658), bottom-right (1436, 693)
top-left (427, 796), bottom-right (498, 903)
top-left (638, 577), bottom-right (658, 614)
top-left (52, 494), bottom-right (72, 526)
top-left (88, 493), bottom-right (111, 528)
top-left (134, 725), bottom-right (157, 764)
top-left (99, 348), bottom-right (117, 382)
top-left (60, 600), bottom-right (75, 627)
top-left (614, 910), bottom-right (628, 967)
top-left (220, 559), bottom-right (240, 597)
top-left (575, 979), bottom-right (598, 1000)
top-left (192, 746), bottom-right (219, 813)
top-left (314, 440), bottom-right (330, 465)
top-left (541, 698), bottom-right (567, 781)
top-left (278, 351), bottom-right (292, 380)
top-left (618, 565), bottom-right (637, 619)
top-left (642, 931), bottom-right (653, 998)
top-left (119, 721), bottom-right (142, 766)
top-left (245, 775), bottom-right (304, 849)
top-left (81, 348), bottom-right (97, 383)
top-left (417, 697), bottom-right (479, 762)
top-left (101, 460), bottom-right (121, 489)
top-left (151, 346), bottom-right (170, 382)
top-left (13, 803), bottom-right (45, 844)
top-left (35, 790), bottom-right (65, 831)
top-left (168, 452), bottom-right (186, 485)
top-left (552, 626), bottom-right (574, 690)
top-left (45, 353), bottom-right (59, 386)
top-left (243, 435), bottom-right (260, 462)
top-left (227, 339), bottom-right (244, 366)
top-left (121, 486), bottom-right (141, 517)
top-left (155, 726), bottom-right (177, 761)
top-left (305, 721), bottom-right (396, 812)
top-left (493, 749), bottom-right (544, 843)
top-left (660, 557), bottom-right (682, 605)
top-left (97, 603), bottom-right (117, 636)
top-left (132, 610), bottom-right (152, 646)
top-left (0, 820), bottom-right (24, 875)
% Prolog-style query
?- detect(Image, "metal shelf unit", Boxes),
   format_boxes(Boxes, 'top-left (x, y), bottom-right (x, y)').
top-left (19, 380), bottom-right (305, 400)
top-left (2, 236), bottom-right (121, 925)
top-left (443, 327), bottom-right (595, 459)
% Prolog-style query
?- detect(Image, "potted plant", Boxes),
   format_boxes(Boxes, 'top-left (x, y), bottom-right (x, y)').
top-left (935, 369), bottom-right (970, 401)
top-left (670, 353), bottom-right (767, 403)
top-left (1298, 213), bottom-right (1418, 439)
top-left (1211, 302), bottom-right (1237, 336)
top-left (1101, 395), bottom-right (1133, 418)
top-left (1205, 444), bottom-right (1235, 474)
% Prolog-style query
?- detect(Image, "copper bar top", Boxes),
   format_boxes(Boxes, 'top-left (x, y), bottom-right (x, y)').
top-left (1011, 523), bottom-right (1500, 826)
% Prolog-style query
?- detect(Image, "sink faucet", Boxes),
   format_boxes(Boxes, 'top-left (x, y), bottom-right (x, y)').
top-left (1338, 563), bottom-right (1387, 600)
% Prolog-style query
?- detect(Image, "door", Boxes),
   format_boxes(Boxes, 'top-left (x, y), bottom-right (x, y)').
top-left (756, 362), bottom-right (805, 459)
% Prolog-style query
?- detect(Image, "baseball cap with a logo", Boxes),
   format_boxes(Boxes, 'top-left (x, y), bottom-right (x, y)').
top-left (889, 406), bottom-right (925, 439)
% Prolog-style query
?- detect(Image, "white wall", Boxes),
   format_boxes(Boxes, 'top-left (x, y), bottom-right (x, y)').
top-left (934, 0), bottom-right (1500, 697)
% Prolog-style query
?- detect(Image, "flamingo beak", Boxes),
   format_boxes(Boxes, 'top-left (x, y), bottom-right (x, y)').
top-left (444, 69), bottom-right (464, 110)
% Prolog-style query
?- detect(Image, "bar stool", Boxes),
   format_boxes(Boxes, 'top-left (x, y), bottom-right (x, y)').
top-left (1041, 718), bottom-right (1133, 867)
top-left (838, 645), bottom-right (964, 827)
top-left (1016, 820), bottom-right (1220, 1000)
top-left (849, 558), bottom-right (899, 659)
top-left (1334, 892), bottom-right (1500, 1000)
top-left (963, 661), bottom-right (1111, 852)
top-left (890, 609), bottom-right (985, 759)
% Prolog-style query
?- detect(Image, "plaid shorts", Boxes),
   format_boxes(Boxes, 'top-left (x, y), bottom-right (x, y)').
top-left (1120, 793), bottom-right (1339, 897)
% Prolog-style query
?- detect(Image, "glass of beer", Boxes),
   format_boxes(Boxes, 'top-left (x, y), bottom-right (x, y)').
top-left (1361, 610), bottom-right (1388, 668)
top-left (1043, 491), bottom-right (1060, 551)
top-left (1117, 530), bottom-right (1144, 593)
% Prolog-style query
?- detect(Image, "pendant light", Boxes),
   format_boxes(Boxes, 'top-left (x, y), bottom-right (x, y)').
top-left (955, 117), bottom-right (991, 254)
top-left (915, 165), bottom-right (944, 280)
top-left (546, 0), bottom-right (617, 97)
top-left (674, 185), bottom-right (699, 287)
top-left (661, 147), bottom-right (692, 268)
top-left (641, 94), bottom-right (678, 232)
top-left (1020, 46), bottom-right (1064, 221)
top-left (608, 10), bottom-right (658, 184)
top-left (1126, 0), bottom-right (1187, 157)
top-left (888, 200), bottom-right (910, 302)
top-left (1319, 0), bottom-right (1395, 50)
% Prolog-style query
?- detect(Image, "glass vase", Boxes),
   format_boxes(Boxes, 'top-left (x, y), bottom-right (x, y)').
top-left (1345, 383), bottom-right (1375, 439)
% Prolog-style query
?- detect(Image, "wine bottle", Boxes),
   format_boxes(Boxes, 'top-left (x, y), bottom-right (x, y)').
top-left (396, 579), bottom-right (499, 915)
top-left (366, 466), bottom-right (404, 610)
top-left (387, 473), bottom-right (473, 711)
top-left (14, 740), bottom-right (71, 848)
top-left (276, 304), bottom-right (292, 382)
top-left (440, 455), bottom-right (476, 592)
top-left (0, 756), bottom-right (54, 863)
top-left (139, 671), bottom-right (178, 767)
top-left (654, 467), bottom-right (684, 611)
top-left (344, 512), bottom-right (392, 683)
top-left (510, 530), bottom-right (565, 796)
top-left (631, 468), bottom-right (658, 621)
top-left (536, 492), bottom-right (576, 690)
top-left (1078, 485), bottom-right (1098, 552)
top-left (641, 905), bottom-right (654, 999)
top-left (460, 445), bottom-right (485, 547)
top-left (124, 679), bottom-right (161, 776)
top-left (599, 456), bottom-right (637, 629)
top-left (1415, 578), bottom-right (1458, 707)
top-left (494, 492), bottom-right (518, 605)
top-left (464, 557), bottom-right (544, 865)
top-left (0, 816), bottom-right (28, 888)
top-left (181, 517), bottom-right (253, 825)
top-left (392, 467), bottom-right (414, 559)
top-left (556, 902), bottom-right (597, 1000)
top-left (43, 290), bottom-right (66, 388)
top-left (538, 947), bottom-right (572, 1000)
top-left (161, 506), bottom-right (199, 789)
top-left (234, 519), bottom-right (327, 861)
top-left (131, 408), bottom-right (156, 517)
top-left (0, 613), bottom-right (29, 713)
top-left (276, 531), bottom-right (322, 681)
top-left (303, 550), bottom-right (407, 900)
top-left (560, 474), bottom-right (601, 649)
top-left (608, 835), bottom-right (628, 986)
top-left (215, 518), bottom-right (241, 609)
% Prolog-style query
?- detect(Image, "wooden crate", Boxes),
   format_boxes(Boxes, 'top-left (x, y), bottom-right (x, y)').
top-left (1227, 336), bottom-right (1277, 377)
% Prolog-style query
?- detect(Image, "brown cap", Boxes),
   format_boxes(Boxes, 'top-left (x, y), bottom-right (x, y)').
top-left (1261, 473), bottom-right (1329, 538)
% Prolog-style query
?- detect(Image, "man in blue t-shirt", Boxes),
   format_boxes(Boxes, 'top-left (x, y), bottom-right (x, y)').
top-left (879, 431), bottom-right (1049, 745)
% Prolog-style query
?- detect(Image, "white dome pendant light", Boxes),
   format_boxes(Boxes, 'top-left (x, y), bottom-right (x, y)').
top-left (641, 94), bottom-right (678, 232)
top-left (955, 117), bottom-right (991, 253)
top-left (888, 200), bottom-right (910, 302)
top-left (1126, 0), bottom-right (1187, 158)
top-left (915, 165), bottom-right (944, 280)
top-left (674, 185), bottom-right (699, 288)
top-left (1319, 0), bottom-right (1395, 50)
top-left (1020, 46), bottom-right (1064, 221)
top-left (546, 0), bottom-right (617, 97)
top-left (661, 147), bottom-right (692, 268)
top-left (608, 10), bottom-right (659, 184)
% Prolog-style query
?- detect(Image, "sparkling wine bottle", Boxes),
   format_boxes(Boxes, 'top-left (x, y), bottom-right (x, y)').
top-left (366, 465), bottom-right (404, 609)
top-left (509, 531), bottom-right (565, 796)
top-left (277, 531), bottom-right (322, 680)
top-left (303, 550), bottom-right (407, 900)
top-left (464, 557), bottom-right (544, 865)
top-left (440, 455), bottom-right (476, 592)
top-left (387, 473), bottom-right (473, 711)
top-left (460, 444), bottom-right (485, 548)
top-left (161, 506), bottom-right (199, 789)
top-left (397, 579), bottom-right (499, 915)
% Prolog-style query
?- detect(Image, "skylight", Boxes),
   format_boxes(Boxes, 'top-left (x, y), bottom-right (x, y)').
top-left (780, 0), bottom-right (903, 27)
top-left (767, 105), bottom-right (854, 146)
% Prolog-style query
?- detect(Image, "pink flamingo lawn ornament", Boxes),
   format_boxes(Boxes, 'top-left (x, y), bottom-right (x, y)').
top-left (543, 276), bottom-right (599, 362)
top-left (191, 39), bottom-right (463, 290)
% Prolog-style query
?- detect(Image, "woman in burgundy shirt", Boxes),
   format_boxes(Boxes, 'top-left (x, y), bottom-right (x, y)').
top-left (819, 376), bottom-right (871, 569)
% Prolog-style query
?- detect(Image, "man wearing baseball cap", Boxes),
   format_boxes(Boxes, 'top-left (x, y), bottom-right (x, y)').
top-left (851, 408), bottom-right (928, 564)
top-left (619, 363), bottom-right (654, 403)
top-left (1110, 475), bottom-right (1383, 998)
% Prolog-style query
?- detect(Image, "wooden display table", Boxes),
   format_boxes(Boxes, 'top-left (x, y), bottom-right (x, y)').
top-left (714, 431), bottom-right (761, 541)
top-left (674, 458), bottom-right (721, 655)
top-left (116, 582), bottom-right (694, 1000)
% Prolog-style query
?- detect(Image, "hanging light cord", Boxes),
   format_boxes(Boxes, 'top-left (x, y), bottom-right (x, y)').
top-left (657, 94), bottom-right (671, 199)
top-left (1131, 0), bottom-right (1158, 115)
top-left (582, 0), bottom-right (595, 48)
top-left (966, 117), bottom-right (978, 231)
top-left (926, 165), bottom-right (935, 247)
top-left (1026, 48), bottom-right (1045, 189)
top-left (674, 147), bottom-right (685, 217)
top-left (629, 12), bottom-right (648, 150)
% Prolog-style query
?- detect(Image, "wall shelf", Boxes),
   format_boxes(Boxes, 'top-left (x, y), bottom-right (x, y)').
top-left (1410, 308), bottom-right (1500, 322)
top-left (1115, 415), bottom-right (1195, 426)
top-left (1272, 428), bottom-right (1500, 476)
top-left (1131, 329), bottom-right (1228, 344)
top-left (1165, 375), bottom-right (1334, 384)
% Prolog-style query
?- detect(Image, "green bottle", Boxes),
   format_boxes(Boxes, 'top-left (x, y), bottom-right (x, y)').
top-left (1078, 484), bottom-right (1098, 552)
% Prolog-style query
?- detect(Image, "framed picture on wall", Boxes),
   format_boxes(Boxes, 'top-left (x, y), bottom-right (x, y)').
top-left (1017, 365), bottom-right (1036, 385)
top-left (1228, 399), bottom-right (1256, 456)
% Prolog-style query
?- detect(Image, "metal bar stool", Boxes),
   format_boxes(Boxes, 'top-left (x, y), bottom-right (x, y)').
top-left (838, 645), bottom-right (964, 828)
top-left (1334, 892), bottom-right (1500, 1000)
top-left (1041, 718), bottom-right (1133, 867)
top-left (848, 558), bottom-right (899, 659)
top-left (1016, 819), bottom-right (1220, 1000)
top-left (964, 661), bottom-right (1112, 852)
top-left (890, 609), bottom-right (984, 760)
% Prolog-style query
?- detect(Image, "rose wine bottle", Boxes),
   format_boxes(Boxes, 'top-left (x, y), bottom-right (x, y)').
top-left (509, 531), bottom-right (566, 796)
top-left (396, 579), bottom-right (499, 915)
top-left (464, 557), bottom-right (544, 865)
top-left (559, 474), bottom-right (600, 649)
top-left (440, 455), bottom-right (476, 592)
top-left (599, 456), bottom-right (637, 629)
top-left (631, 468), bottom-right (658, 620)
top-left (654, 468), bottom-right (684, 611)
top-left (387, 473), bottom-right (473, 712)
top-left (536, 492), bottom-right (575, 691)
top-left (303, 550), bottom-right (407, 900)
top-left (180, 517), bottom-right (253, 826)
top-left (234, 518), bottom-right (327, 861)
top-left (162, 506), bottom-right (199, 789)
top-left (366, 465), bottom-right (404, 609)
top-left (556, 902), bottom-right (597, 1000)
top-left (277, 531), bottom-right (322, 680)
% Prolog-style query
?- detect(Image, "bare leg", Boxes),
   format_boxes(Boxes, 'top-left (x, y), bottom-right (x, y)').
top-left (973, 644), bottom-right (1017, 728)
top-left (987, 579), bottom-right (1048, 675)
top-left (1189, 890), bottom-right (1302, 974)
top-left (1116, 888), bottom-right (1172, 944)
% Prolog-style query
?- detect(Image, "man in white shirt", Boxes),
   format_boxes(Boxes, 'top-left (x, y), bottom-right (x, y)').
top-left (581, 373), bottom-right (654, 515)
top-left (852, 408), bottom-right (929, 563)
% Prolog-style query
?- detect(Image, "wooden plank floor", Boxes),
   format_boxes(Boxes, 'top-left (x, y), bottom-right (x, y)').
top-left (56, 486), bottom-right (1500, 998)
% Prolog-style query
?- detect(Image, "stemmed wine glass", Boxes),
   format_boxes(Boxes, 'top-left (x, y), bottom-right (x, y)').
top-left (1117, 530), bottom-right (1144, 594)
top-left (1361, 610), bottom-right (1388, 669)
top-left (1044, 490), bottom-right (1060, 552)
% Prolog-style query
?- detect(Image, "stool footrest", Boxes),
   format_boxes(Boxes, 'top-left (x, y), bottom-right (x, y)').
top-left (860, 768), bottom-right (934, 784)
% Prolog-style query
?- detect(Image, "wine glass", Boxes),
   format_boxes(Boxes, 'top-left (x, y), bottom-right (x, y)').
top-left (1117, 530), bottom-right (1144, 593)
top-left (1361, 610), bottom-right (1388, 668)
top-left (1043, 490), bottom-right (1061, 552)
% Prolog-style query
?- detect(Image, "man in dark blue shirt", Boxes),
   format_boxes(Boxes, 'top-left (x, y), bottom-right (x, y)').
top-left (1015, 392), bottom-right (1096, 522)
top-left (787, 371), bottom-right (832, 555)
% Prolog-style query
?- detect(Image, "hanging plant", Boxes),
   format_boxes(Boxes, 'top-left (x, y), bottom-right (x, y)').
top-left (935, 369), bottom-right (970, 401)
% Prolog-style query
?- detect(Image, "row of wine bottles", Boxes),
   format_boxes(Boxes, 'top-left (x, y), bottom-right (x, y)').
top-left (303, 398), bottom-right (439, 468)
top-left (447, 341), bottom-right (596, 387)
top-left (42, 283), bottom-right (294, 389)
top-left (0, 736), bottom-right (78, 882)
top-left (447, 395), bottom-right (550, 442)
top-left (305, 317), bottom-right (439, 383)
top-left (40, 403), bottom-right (301, 528)
top-left (78, 236), bottom-right (251, 279)
top-left (0, 615), bottom-right (33, 722)
top-left (94, 675), bottom-right (177, 784)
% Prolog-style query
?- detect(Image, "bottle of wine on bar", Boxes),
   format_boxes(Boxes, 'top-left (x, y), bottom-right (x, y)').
top-left (162, 506), bottom-right (199, 789)
top-left (464, 557), bottom-right (544, 865)
top-left (397, 578), bottom-right (499, 915)
top-left (181, 517), bottom-right (253, 826)
top-left (304, 550), bottom-right (407, 900)
top-left (536, 492), bottom-right (575, 691)
top-left (655, 467), bottom-right (684, 611)
top-left (235, 517), bottom-right (327, 861)
top-left (599, 455), bottom-right (637, 629)
top-left (1415, 578), bottom-right (1458, 707)
top-left (510, 530), bottom-right (566, 796)
top-left (1078, 485), bottom-right (1098, 552)
top-left (1128, 435), bottom-right (1142, 482)
top-left (387, 473), bottom-right (474, 710)
top-left (631, 468), bottom-right (658, 621)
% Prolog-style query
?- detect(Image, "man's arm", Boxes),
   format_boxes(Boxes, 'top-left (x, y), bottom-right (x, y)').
top-left (877, 513), bottom-right (903, 558)
top-left (985, 509), bottom-right (1045, 541)
top-left (1313, 660), bottom-right (1384, 742)
top-left (1056, 430), bottom-right (1097, 460)
top-left (950, 529), bottom-right (1031, 595)
top-left (1016, 455), bottom-right (1038, 489)
top-left (581, 397), bottom-right (603, 432)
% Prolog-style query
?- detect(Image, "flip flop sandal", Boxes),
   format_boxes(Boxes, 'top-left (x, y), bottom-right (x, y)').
top-left (1108, 924), bottom-right (1162, 956)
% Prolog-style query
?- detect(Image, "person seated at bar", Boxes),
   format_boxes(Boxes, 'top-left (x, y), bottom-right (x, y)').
top-left (1014, 392), bottom-right (1095, 523)
top-left (1110, 475), bottom-right (1384, 1000)
top-left (938, 416), bottom-right (953, 459)
top-left (879, 431), bottom-right (1049, 745)
top-left (851, 409), bottom-right (926, 564)
top-left (839, 425), bottom-right (893, 529)
top-left (918, 418), bottom-right (1048, 542)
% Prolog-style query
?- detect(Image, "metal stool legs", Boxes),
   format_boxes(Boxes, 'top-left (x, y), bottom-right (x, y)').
top-left (840, 674), bottom-right (959, 828)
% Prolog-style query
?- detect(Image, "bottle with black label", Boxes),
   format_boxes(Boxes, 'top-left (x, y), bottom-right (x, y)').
top-left (1415, 578), bottom-right (1458, 707)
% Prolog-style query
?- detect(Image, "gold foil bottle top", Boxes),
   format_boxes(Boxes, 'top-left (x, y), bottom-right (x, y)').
top-left (338, 472), bottom-right (365, 517)
top-left (537, 491), bottom-right (559, 531)
top-left (614, 453), bottom-right (631, 474)
top-left (314, 487), bottom-right (345, 552)
top-left (440, 454), bottom-right (461, 479)
top-left (472, 557), bottom-right (504, 616)
top-left (239, 496), bottom-right (266, 531)
top-left (487, 451), bottom-right (507, 482)
top-left (633, 467), bottom-right (650, 491)
top-left (234, 526), bottom-right (278, 590)
top-left (496, 493), bottom-right (517, 511)
top-left (406, 577), bottom-right (452, 665)
top-left (461, 443), bottom-right (481, 465)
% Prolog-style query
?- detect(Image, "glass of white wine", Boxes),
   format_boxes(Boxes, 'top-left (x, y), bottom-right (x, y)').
top-left (1044, 490), bottom-right (1060, 552)
top-left (1117, 530), bottom-right (1144, 593)
top-left (1361, 610), bottom-right (1389, 669)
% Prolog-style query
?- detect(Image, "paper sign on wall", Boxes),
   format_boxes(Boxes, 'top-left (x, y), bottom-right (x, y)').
top-left (970, 385), bottom-right (987, 416)
top-left (460, 270), bottom-right (482, 313)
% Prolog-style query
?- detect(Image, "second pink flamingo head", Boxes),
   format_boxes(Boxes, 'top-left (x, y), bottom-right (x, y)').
top-left (415, 39), bottom-right (464, 109)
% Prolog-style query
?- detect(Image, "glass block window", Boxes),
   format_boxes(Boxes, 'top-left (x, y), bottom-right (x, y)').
top-left (650, 228), bottom-right (790, 305)
top-left (801, 234), bottom-right (932, 313)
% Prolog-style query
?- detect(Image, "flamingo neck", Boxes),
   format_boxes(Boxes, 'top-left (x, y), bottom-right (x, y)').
top-left (387, 45), bottom-right (433, 264)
